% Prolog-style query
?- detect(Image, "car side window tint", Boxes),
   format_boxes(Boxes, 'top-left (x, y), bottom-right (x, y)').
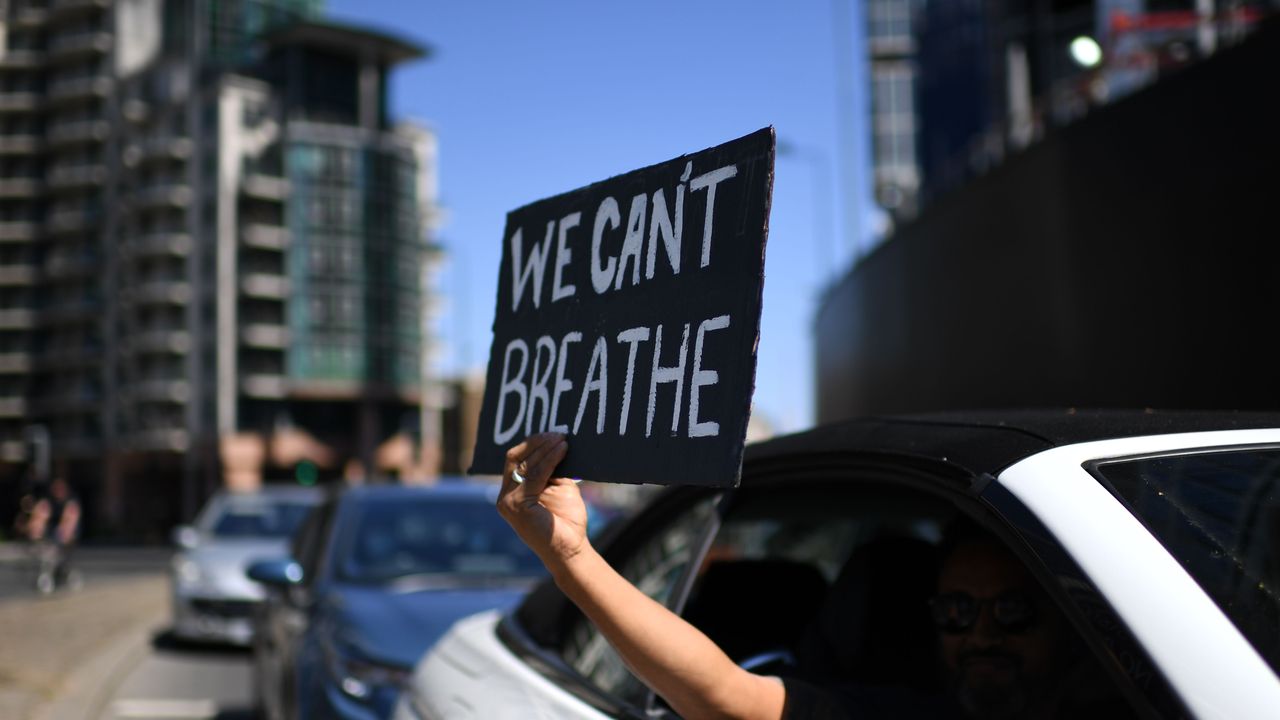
top-left (560, 495), bottom-right (718, 707)
top-left (1095, 449), bottom-right (1280, 675)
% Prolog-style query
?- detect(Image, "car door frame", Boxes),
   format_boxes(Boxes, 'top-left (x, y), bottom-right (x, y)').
top-left (995, 429), bottom-right (1280, 720)
top-left (276, 495), bottom-right (337, 720)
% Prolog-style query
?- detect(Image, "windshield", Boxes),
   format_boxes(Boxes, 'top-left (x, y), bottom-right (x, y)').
top-left (333, 495), bottom-right (545, 585)
top-left (203, 497), bottom-right (315, 539)
top-left (1094, 448), bottom-right (1280, 674)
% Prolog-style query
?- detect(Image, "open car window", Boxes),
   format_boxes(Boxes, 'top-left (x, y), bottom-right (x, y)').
top-left (558, 494), bottom-right (718, 709)
top-left (675, 477), bottom-right (1146, 719)
top-left (523, 462), bottom-right (1152, 719)
top-left (680, 482), bottom-right (953, 681)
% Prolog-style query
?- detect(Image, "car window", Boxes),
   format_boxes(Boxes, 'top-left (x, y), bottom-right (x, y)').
top-left (560, 494), bottom-right (718, 708)
top-left (206, 498), bottom-right (314, 539)
top-left (330, 496), bottom-right (544, 584)
top-left (681, 483), bottom-right (951, 675)
top-left (681, 480), bottom-right (1142, 718)
top-left (1094, 447), bottom-right (1280, 675)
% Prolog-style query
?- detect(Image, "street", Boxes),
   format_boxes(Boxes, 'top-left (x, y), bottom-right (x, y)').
top-left (97, 633), bottom-right (254, 720)
top-left (0, 546), bottom-right (170, 601)
top-left (0, 545), bottom-right (257, 720)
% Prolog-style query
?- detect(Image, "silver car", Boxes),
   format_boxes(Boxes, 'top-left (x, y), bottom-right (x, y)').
top-left (170, 486), bottom-right (321, 645)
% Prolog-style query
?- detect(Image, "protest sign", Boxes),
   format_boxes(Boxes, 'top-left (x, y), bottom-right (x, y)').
top-left (470, 128), bottom-right (774, 487)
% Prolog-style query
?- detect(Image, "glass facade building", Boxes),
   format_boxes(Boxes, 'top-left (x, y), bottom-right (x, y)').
top-left (0, 0), bottom-right (440, 536)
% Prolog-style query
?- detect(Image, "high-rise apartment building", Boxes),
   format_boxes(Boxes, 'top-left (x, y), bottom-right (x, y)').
top-left (865, 0), bottom-right (923, 222)
top-left (0, 0), bottom-right (440, 534)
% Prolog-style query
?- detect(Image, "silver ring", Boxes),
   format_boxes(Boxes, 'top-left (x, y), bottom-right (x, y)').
top-left (511, 468), bottom-right (525, 485)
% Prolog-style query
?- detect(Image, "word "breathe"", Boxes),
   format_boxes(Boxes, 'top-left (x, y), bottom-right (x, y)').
top-left (493, 314), bottom-right (731, 445)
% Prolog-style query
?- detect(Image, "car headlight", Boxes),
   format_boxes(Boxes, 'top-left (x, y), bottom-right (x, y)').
top-left (173, 557), bottom-right (202, 587)
top-left (321, 635), bottom-right (411, 701)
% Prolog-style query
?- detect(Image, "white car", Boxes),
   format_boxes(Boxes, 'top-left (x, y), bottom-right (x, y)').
top-left (170, 486), bottom-right (321, 645)
top-left (395, 410), bottom-right (1280, 719)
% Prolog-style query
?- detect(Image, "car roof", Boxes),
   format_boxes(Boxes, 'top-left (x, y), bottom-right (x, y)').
top-left (745, 409), bottom-right (1280, 478)
top-left (210, 486), bottom-right (323, 502)
top-left (333, 478), bottom-right (497, 502)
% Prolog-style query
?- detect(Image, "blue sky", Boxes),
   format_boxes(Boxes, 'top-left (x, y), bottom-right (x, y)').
top-left (328, 0), bottom-right (876, 434)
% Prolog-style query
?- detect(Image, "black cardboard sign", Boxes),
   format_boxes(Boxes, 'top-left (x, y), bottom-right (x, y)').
top-left (470, 128), bottom-right (774, 487)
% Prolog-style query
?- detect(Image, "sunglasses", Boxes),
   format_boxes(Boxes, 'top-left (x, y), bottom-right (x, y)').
top-left (929, 591), bottom-right (1037, 635)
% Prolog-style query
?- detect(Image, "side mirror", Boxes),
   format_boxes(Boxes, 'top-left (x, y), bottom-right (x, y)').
top-left (246, 558), bottom-right (304, 588)
top-left (172, 525), bottom-right (199, 550)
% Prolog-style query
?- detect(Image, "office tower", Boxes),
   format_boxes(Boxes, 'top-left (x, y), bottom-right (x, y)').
top-left (0, 0), bottom-right (440, 533)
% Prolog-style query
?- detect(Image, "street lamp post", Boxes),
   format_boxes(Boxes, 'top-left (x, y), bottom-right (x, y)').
top-left (778, 140), bottom-right (839, 286)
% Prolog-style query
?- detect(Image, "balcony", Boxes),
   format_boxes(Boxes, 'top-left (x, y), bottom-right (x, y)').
top-left (0, 135), bottom-right (42, 155)
top-left (130, 233), bottom-right (192, 258)
top-left (133, 183), bottom-right (191, 209)
top-left (0, 352), bottom-right (33, 374)
top-left (138, 136), bottom-right (192, 163)
top-left (45, 208), bottom-right (98, 236)
top-left (130, 379), bottom-right (190, 403)
top-left (46, 76), bottom-right (112, 107)
top-left (0, 50), bottom-right (45, 69)
top-left (47, 119), bottom-right (108, 148)
top-left (50, 0), bottom-right (110, 19)
top-left (0, 222), bottom-right (40, 243)
top-left (241, 324), bottom-right (289, 349)
top-left (242, 224), bottom-right (289, 250)
top-left (12, 5), bottom-right (49, 28)
top-left (240, 274), bottom-right (290, 299)
top-left (47, 163), bottom-right (106, 191)
top-left (132, 280), bottom-right (191, 306)
top-left (43, 253), bottom-right (97, 280)
top-left (131, 428), bottom-right (190, 453)
top-left (0, 440), bottom-right (23, 462)
top-left (0, 309), bottom-right (37, 329)
top-left (241, 374), bottom-right (287, 399)
top-left (0, 178), bottom-right (42, 197)
top-left (48, 31), bottom-right (112, 64)
top-left (0, 92), bottom-right (41, 113)
top-left (0, 397), bottom-right (28, 418)
top-left (241, 174), bottom-right (289, 201)
top-left (130, 330), bottom-right (191, 355)
top-left (0, 264), bottom-right (38, 286)
top-left (122, 99), bottom-right (148, 124)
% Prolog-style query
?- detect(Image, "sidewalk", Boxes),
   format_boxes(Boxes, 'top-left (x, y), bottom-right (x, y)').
top-left (0, 550), bottom-right (168, 720)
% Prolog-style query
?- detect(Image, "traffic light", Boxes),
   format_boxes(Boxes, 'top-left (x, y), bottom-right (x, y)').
top-left (295, 460), bottom-right (318, 486)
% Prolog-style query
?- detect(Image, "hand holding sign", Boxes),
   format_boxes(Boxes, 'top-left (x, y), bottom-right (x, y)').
top-left (495, 432), bottom-right (591, 568)
top-left (472, 129), bottom-right (775, 487)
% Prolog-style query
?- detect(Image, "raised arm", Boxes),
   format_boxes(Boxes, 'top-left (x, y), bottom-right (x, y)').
top-left (496, 433), bottom-right (786, 720)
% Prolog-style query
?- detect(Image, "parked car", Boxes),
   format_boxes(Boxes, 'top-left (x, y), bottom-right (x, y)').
top-left (395, 410), bottom-right (1280, 719)
top-left (169, 486), bottom-right (321, 646)
top-left (247, 481), bottom-right (547, 720)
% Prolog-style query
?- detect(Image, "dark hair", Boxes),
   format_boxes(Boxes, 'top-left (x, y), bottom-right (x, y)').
top-left (935, 514), bottom-right (1003, 567)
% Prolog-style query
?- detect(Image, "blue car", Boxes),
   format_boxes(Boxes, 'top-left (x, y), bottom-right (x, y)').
top-left (246, 482), bottom-right (545, 720)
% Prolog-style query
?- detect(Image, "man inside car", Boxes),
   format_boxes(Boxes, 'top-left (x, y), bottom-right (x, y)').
top-left (497, 432), bottom-right (1126, 720)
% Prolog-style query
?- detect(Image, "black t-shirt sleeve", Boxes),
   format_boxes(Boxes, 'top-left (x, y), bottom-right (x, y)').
top-left (781, 676), bottom-right (958, 720)
top-left (780, 677), bottom-right (855, 720)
